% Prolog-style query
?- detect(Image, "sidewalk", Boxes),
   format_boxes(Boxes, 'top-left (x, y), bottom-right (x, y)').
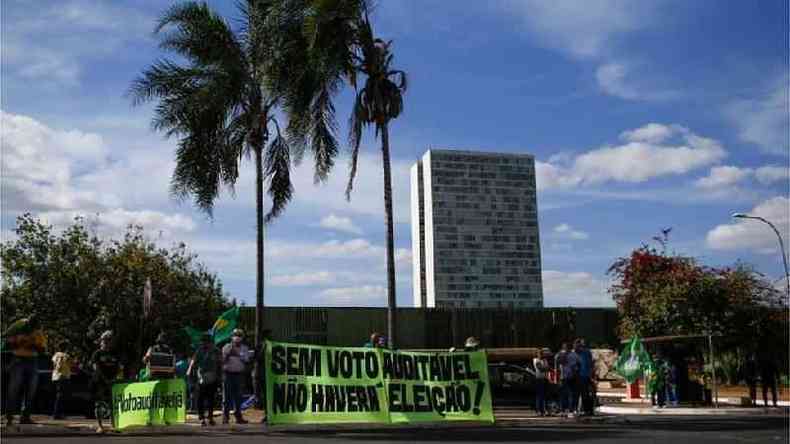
top-left (599, 404), bottom-right (788, 416)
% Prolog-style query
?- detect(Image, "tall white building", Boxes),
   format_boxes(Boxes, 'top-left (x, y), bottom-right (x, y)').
top-left (411, 149), bottom-right (543, 308)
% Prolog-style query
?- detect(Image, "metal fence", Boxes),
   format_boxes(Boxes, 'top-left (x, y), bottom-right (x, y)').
top-left (240, 307), bottom-right (619, 349)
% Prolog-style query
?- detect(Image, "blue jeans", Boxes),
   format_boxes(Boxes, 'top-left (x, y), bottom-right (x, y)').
top-left (6, 357), bottom-right (39, 419)
top-left (535, 379), bottom-right (546, 414)
top-left (223, 372), bottom-right (243, 419)
top-left (560, 378), bottom-right (574, 412)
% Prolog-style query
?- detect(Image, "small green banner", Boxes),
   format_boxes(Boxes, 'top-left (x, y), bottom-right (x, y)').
top-left (264, 340), bottom-right (494, 425)
top-left (112, 379), bottom-right (186, 429)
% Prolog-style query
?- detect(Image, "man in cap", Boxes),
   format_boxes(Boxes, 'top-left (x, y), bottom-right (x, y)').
top-left (221, 328), bottom-right (249, 424)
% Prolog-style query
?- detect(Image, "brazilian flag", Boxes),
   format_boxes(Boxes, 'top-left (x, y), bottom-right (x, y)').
top-left (211, 306), bottom-right (239, 345)
top-left (615, 337), bottom-right (654, 384)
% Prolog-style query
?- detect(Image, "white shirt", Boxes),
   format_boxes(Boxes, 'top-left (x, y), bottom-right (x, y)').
top-left (222, 342), bottom-right (250, 373)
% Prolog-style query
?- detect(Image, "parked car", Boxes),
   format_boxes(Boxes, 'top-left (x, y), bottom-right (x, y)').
top-left (488, 362), bottom-right (560, 408)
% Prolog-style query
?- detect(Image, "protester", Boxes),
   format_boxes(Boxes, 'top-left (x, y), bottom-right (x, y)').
top-left (652, 350), bottom-right (667, 408)
top-left (533, 348), bottom-right (550, 416)
top-left (742, 353), bottom-right (758, 407)
top-left (3, 315), bottom-right (47, 426)
top-left (222, 328), bottom-right (250, 424)
top-left (51, 342), bottom-right (73, 420)
top-left (464, 337), bottom-right (480, 352)
top-left (143, 332), bottom-right (175, 380)
top-left (365, 332), bottom-right (383, 348)
top-left (91, 330), bottom-right (121, 433)
top-left (666, 359), bottom-right (679, 407)
top-left (555, 342), bottom-right (579, 416)
top-left (188, 333), bottom-right (221, 426)
top-left (759, 352), bottom-right (778, 407)
top-left (575, 338), bottom-right (595, 416)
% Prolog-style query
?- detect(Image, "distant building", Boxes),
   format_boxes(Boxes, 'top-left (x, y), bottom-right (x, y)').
top-left (411, 149), bottom-right (543, 308)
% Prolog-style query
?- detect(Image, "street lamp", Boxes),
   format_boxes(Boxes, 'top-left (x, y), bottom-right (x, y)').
top-left (731, 213), bottom-right (790, 301)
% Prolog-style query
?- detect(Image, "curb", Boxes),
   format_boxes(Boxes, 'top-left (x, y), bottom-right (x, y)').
top-left (598, 405), bottom-right (789, 416)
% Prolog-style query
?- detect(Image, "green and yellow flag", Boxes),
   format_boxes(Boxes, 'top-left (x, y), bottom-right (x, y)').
top-left (211, 306), bottom-right (239, 345)
top-left (615, 337), bottom-right (653, 384)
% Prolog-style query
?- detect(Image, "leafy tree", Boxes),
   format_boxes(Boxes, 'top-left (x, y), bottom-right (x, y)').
top-left (272, 0), bottom-right (407, 347)
top-left (129, 1), bottom-right (339, 401)
top-left (608, 236), bottom-right (787, 357)
top-left (1, 214), bottom-right (230, 374)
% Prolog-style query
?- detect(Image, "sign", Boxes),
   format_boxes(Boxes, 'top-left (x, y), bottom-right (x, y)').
top-left (112, 379), bottom-right (186, 429)
top-left (265, 340), bottom-right (494, 425)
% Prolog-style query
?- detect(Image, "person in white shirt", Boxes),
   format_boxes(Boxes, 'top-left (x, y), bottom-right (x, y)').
top-left (533, 348), bottom-right (551, 416)
top-left (221, 329), bottom-right (249, 424)
top-left (51, 343), bottom-right (72, 419)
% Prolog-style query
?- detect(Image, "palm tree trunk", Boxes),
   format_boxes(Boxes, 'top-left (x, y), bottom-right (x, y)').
top-left (381, 123), bottom-right (397, 349)
top-left (254, 144), bottom-right (265, 405)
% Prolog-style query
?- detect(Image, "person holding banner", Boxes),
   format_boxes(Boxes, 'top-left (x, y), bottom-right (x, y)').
top-left (221, 328), bottom-right (250, 424)
top-left (91, 330), bottom-right (121, 433)
top-left (188, 333), bottom-right (221, 426)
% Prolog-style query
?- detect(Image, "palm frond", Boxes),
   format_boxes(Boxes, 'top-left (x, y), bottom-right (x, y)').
top-left (263, 126), bottom-right (293, 222)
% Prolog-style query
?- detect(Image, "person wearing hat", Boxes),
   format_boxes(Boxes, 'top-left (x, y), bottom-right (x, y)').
top-left (188, 333), bottom-right (221, 426)
top-left (143, 332), bottom-right (175, 380)
top-left (221, 328), bottom-right (249, 424)
top-left (3, 315), bottom-right (47, 426)
top-left (464, 337), bottom-right (480, 352)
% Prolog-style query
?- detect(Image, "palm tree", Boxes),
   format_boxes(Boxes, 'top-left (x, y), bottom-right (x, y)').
top-left (129, 0), bottom-right (335, 403)
top-left (346, 20), bottom-right (407, 349)
top-left (280, 1), bottom-right (406, 347)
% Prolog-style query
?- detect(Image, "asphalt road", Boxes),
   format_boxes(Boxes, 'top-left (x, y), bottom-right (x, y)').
top-left (3, 415), bottom-right (788, 443)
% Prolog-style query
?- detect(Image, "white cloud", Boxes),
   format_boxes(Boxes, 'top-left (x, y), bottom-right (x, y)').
top-left (270, 271), bottom-right (335, 287)
top-left (755, 165), bottom-right (790, 185)
top-left (3, 1), bottom-right (154, 85)
top-left (706, 196), bottom-right (790, 253)
top-left (318, 285), bottom-right (387, 306)
top-left (37, 209), bottom-right (195, 238)
top-left (595, 62), bottom-right (680, 101)
top-left (726, 74), bottom-right (789, 156)
top-left (2, 110), bottom-right (111, 212)
top-left (553, 223), bottom-right (589, 240)
top-left (542, 270), bottom-right (613, 307)
top-left (694, 166), bottom-right (752, 189)
top-left (318, 214), bottom-right (363, 235)
top-left (536, 123), bottom-right (726, 189)
top-left (502, 0), bottom-right (654, 59)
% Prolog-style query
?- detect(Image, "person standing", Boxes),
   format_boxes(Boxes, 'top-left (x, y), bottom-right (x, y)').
top-left (3, 315), bottom-right (47, 426)
top-left (222, 329), bottom-right (249, 424)
top-left (759, 352), bottom-right (778, 407)
top-left (51, 342), bottom-right (73, 420)
top-left (555, 342), bottom-right (579, 416)
top-left (653, 351), bottom-right (667, 408)
top-left (188, 333), bottom-right (221, 426)
top-left (575, 339), bottom-right (595, 416)
top-left (742, 353), bottom-right (758, 407)
top-left (143, 332), bottom-right (175, 380)
top-left (533, 348), bottom-right (551, 416)
top-left (91, 331), bottom-right (121, 433)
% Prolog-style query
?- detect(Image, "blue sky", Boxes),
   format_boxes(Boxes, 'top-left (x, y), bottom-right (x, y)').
top-left (2, 0), bottom-right (788, 308)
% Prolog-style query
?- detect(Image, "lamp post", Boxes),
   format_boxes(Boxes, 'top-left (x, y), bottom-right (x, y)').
top-left (731, 213), bottom-right (790, 301)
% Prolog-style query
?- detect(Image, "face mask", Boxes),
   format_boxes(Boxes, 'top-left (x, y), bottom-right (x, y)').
top-left (232, 337), bottom-right (242, 344)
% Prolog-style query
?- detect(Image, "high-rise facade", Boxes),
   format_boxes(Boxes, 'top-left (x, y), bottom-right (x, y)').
top-left (411, 149), bottom-right (543, 308)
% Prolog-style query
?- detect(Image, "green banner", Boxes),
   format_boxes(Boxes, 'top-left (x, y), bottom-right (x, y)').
top-left (265, 340), bottom-right (494, 425)
top-left (112, 379), bottom-right (186, 429)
